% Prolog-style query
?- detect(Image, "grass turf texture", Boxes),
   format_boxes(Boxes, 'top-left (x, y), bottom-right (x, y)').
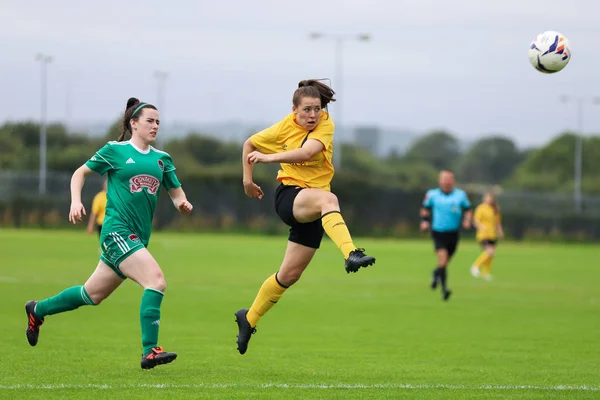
top-left (1, 229), bottom-right (598, 399)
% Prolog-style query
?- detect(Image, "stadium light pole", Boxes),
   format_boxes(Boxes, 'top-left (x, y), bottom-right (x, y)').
top-left (36, 53), bottom-right (52, 196)
top-left (154, 70), bottom-right (168, 147)
top-left (308, 32), bottom-right (371, 170)
top-left (57, 71), bottom-right (79, 130)
top-left (560, 95), bottom-right (600, 213)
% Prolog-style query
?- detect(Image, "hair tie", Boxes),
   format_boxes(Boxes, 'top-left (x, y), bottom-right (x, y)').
top-left (130, 103), bottom-right (147, 119)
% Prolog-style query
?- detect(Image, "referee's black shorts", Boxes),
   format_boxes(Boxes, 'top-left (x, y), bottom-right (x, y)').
top-left (431, 230), bottom-right (460, 257)
top-left (274, 184), bottom-right (324, 249)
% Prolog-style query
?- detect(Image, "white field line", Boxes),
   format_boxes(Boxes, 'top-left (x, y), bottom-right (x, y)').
top-left (0, 383), bottom-right (598, 391)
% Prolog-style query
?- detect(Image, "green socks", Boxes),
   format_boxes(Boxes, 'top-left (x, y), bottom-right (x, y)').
top-left (34, 285), bottom-right (165, 357)
top-left (35, 286), bottom-right (96, 318)
top-left (140, 288), bottom-right (164, 356)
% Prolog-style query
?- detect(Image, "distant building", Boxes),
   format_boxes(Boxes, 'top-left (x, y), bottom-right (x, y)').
top-left (353, 126), bottom-right (381, 154)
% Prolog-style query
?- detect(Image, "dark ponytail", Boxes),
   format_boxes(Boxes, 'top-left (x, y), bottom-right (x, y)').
top-left (293, 79), bottom-right (336, 112)
top-left (118, 97), bottom-right (157, 141)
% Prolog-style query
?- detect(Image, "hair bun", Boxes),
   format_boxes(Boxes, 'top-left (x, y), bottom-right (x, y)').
top-left (298, 80), bottom-right (309, 88)
top-left (126, 97), bottom-right (139, 109)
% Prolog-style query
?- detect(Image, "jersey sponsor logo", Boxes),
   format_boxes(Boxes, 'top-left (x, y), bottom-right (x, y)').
top-left (157, 160), bottom-right (164, 171)
top-left (287, 159), bottom-right (322, 167)
top-left (129, 174), bottom-right (160, 195)
top-left (128, 234), bottom-right (140, 243)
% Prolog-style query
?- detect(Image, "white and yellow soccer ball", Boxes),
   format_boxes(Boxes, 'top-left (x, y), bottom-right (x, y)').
top-left (528, 31), bottom-right (571, 74)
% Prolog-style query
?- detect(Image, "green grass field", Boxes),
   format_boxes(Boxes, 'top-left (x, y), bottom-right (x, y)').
top-left (1, 229), bottom-right (599, 399)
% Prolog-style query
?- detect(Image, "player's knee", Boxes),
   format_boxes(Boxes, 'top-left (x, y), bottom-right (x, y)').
top-left (277, 268), bottom-right (303, 287)
top-left (321, 192), bottom-right (340, 211)
top-left (147, 269), bottom-right (167, 292)
top-left (88, 293), bottom-right (104, 305)
top-left (486, 247), bottom-right (496, 257)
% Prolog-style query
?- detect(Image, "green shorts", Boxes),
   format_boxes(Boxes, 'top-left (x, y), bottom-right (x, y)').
top-left (100, 230), bottom-right (146, 279)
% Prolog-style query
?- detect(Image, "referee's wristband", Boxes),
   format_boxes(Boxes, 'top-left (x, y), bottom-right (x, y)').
top-left (420, 216), bottom-right (431, 223)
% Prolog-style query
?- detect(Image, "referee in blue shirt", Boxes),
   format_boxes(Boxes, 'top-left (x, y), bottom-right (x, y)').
top-left (420, 170), bottom-right (472, 301)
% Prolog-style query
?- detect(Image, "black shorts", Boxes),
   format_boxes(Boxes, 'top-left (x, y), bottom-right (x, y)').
top-left (431, 230), bottom-right (460, 257)
top-left (96, 224), bottom-right (102, 237)
top-left (274, 184), bottom-right (324, 249)
top-left (480, 239), bottom-right (497, 247)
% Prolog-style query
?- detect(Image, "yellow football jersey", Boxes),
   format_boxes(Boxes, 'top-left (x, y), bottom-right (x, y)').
top-left (251, 111), bottom-right (334, 191)
top-left (91, 190), bottom-right (107, 225)
top-left (474, 203), bottom-right (501, 241)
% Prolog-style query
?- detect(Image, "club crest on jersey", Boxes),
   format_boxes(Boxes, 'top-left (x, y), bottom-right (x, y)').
top-left (128, 234), bottom-right (140, 243)
top-left (129, 174), bottom-right (160, 195)
top-left (158, 160), bottom-right (164, 171)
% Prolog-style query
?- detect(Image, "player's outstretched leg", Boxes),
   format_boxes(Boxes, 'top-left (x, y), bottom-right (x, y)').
top-left (25, 300), bottom-right (44, 346)
top-left (321, 211), bottom-right (376, 273)
top-left (25, 285), bottom-right (96, 346)
top-left (235, 308), bottom-right (257, 355)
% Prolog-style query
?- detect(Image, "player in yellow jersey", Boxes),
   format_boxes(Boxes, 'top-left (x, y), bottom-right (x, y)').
top-left (234, 79), bottom-right (376, 355)
top-left (471, 192), bottom-right (504, 280)
top-left (87, 179), bottom-right (107, 237)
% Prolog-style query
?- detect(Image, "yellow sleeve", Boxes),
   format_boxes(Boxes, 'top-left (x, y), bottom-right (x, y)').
top-left (91, 193), bottom-right (102, 214)
top-left (496, 209), bottom-right (502, 224)
top-left (308, 112), bottom-right (334, 149)
top-left (251, 120), bottom-right (284, 154)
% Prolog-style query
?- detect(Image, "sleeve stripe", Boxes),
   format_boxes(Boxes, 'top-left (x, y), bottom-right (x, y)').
top-left (94, 153), bottom-right (114, 169)
top-left (164, 168), bottom-right (176, 173)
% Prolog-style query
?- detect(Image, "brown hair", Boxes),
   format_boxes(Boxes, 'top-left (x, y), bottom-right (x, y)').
top-left (292, 79), bottom-right (336, 112)
top-left (485, 192), bottom-right (500, 214)
top-left (118, 97), bottom-right (157, 141)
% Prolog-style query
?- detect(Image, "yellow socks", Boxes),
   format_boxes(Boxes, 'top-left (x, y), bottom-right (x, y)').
top-left (473, 251), bottom-right (491, 269)
top-left (246, 273), bottom-right (288, 327)
top-left (322, 211), bottom-right (356, 259)
top-left (482, 257), bottom-right (494, 276)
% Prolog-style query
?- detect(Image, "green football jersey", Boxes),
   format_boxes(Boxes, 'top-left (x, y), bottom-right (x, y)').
top-left (85, 141), bottom-right (181, 245)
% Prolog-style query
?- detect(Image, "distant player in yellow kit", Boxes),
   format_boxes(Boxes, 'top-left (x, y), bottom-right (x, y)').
top-left (87, 179), bottom-right (107, 237)
top-left (471, 192), bottom-right (504, 280)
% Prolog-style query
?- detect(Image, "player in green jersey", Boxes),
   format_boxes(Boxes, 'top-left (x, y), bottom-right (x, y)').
top-left (25, 97), bottom-right (193, 370)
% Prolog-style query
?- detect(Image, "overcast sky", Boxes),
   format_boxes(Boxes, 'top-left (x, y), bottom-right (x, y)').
top-left (1, 0), bottom-right (599, 147)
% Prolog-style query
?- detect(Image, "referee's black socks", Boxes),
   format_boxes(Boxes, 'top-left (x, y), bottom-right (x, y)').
top-left (436, 266), bottom-right (447, 291)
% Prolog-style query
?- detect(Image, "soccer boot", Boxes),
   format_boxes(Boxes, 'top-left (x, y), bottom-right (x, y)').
top-left (345, 248), bottom-right (376, 273)
top-left (25, 300), bottom-right (44, 347)
top-left (443, 289), bottom-right (452, 301)
top-left (140, 347), bottom-right (177, 370)
top-left (235, 308), bottom-right (256, 355)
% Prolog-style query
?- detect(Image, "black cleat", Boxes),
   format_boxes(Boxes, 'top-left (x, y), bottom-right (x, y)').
top-left (25, 300), bottom-right (44, 347)
top-left (345, 248), bottom-right (376, 273)
top-left (140, 347), bottom-right (177, 370)
top-left (443, 290), bottom-right (452, 301)
top-left (235, 308), bottom-right (256, 355)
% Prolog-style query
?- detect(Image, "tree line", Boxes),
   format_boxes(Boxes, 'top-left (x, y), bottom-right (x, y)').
top-left (1, 120), bottom-right (599, 194)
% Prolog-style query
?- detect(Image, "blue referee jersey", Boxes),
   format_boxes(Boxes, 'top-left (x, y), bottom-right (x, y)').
top-left (423, 188), bottom-right (471, 232)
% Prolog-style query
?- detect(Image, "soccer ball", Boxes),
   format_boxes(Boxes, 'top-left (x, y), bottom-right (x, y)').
top-left (528, 31), bottom-right (571, 73)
